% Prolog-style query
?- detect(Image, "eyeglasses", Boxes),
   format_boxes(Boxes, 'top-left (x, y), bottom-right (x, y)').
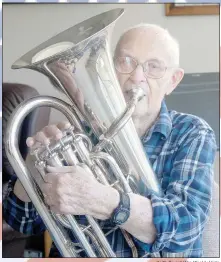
top-left (114, 56), bottom-right (171, 79)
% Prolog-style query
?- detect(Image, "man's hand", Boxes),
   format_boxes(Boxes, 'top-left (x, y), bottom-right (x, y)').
top-left (26, 121), bottom-right (120, 219)
top-left (41, 165), bottom-right (120, 220)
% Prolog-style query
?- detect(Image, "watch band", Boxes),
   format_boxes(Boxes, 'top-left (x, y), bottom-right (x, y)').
top-left (110, 191), bottom-right (130, 225)
top-left (120, 191), bottom-right (130, 209)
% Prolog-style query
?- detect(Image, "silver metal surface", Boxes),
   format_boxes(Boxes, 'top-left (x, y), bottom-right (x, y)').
top-left (6, 8), bottom-right (162, 258)
top-left (5, 97), bottom-right (79, 257)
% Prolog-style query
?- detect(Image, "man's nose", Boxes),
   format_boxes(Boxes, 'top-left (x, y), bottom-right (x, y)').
top-left (130, 64), bottom-right (146, 84)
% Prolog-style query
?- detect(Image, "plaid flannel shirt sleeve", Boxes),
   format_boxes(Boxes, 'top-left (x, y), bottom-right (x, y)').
top-left (135, 128), bottom-right (217, 253)
top-left (3, 177), bottom-right (46, 235)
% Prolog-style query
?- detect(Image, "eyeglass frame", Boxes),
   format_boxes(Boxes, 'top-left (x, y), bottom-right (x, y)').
top-left (113, 56), bottom-right (177, 79)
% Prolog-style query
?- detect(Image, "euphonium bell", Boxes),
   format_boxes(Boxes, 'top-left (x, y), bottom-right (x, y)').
top-left (5, 8), bottom-right (161, 257)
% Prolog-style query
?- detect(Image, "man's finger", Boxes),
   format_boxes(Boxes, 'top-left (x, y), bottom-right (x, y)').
top-left (50, 206), bottom-right (62, 214)
top-left (57, 121), bottom-right (71, 131)
top-left (34, 131), bottom-right (50, 145)
top-left (29, 142), bottom-right (44, 155)
top-left (26, 137), bottom-right (34, 147)
top-left (44, 193), bottom-right (55, 207)
top-left (43, 125), bottom-right (63, 140)
top-left (44, 173), bottom-right (57, 184)
top-left (46, 165), bottom-right (76, 174)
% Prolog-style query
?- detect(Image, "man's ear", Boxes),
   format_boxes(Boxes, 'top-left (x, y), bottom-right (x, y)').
top-left (166, 68), bottom-right (184, 95)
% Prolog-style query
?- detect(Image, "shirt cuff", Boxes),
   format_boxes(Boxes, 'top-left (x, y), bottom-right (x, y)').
top-left (3, 178), bottom-right (38, 219)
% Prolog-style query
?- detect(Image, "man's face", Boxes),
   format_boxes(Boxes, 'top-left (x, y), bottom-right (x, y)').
top-left (114, 29), bottom-right (177, 123)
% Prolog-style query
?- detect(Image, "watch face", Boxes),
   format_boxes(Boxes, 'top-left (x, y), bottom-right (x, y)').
top-left (116, 210), bottom-right (129, 223)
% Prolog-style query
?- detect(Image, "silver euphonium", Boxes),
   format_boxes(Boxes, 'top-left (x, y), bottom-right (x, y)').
top-left (5, 9), bottom-right (161, 257)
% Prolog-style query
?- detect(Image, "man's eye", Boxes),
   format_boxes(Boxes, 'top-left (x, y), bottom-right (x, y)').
top-left (121, 60), bottom-right (128, 65)
top-left (149, 63), bottom-right (159, 69)
top-left (123, 58), bottom-right (131, 64)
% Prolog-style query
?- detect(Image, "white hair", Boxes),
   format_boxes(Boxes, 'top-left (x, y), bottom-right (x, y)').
top-left (115, 23), bottom-right (180, 66)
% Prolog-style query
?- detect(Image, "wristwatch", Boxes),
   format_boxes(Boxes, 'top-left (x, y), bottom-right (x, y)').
top-left (110, 191), bottom-right (130, 225)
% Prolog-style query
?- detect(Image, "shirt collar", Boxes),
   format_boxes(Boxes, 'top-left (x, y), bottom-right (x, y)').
top-left (142, 100), bottom-right (172, 143)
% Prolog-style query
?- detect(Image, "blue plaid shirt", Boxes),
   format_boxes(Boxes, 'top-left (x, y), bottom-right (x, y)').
top-left (3, 101), bottom-right (217, 258)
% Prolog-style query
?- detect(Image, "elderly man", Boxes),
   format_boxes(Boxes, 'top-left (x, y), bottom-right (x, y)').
top-left (3, 24), bottom-right (216, 258)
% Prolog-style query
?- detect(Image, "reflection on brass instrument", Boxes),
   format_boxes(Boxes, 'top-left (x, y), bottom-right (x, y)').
top-left (5, 9), bottom-right (161, 257)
